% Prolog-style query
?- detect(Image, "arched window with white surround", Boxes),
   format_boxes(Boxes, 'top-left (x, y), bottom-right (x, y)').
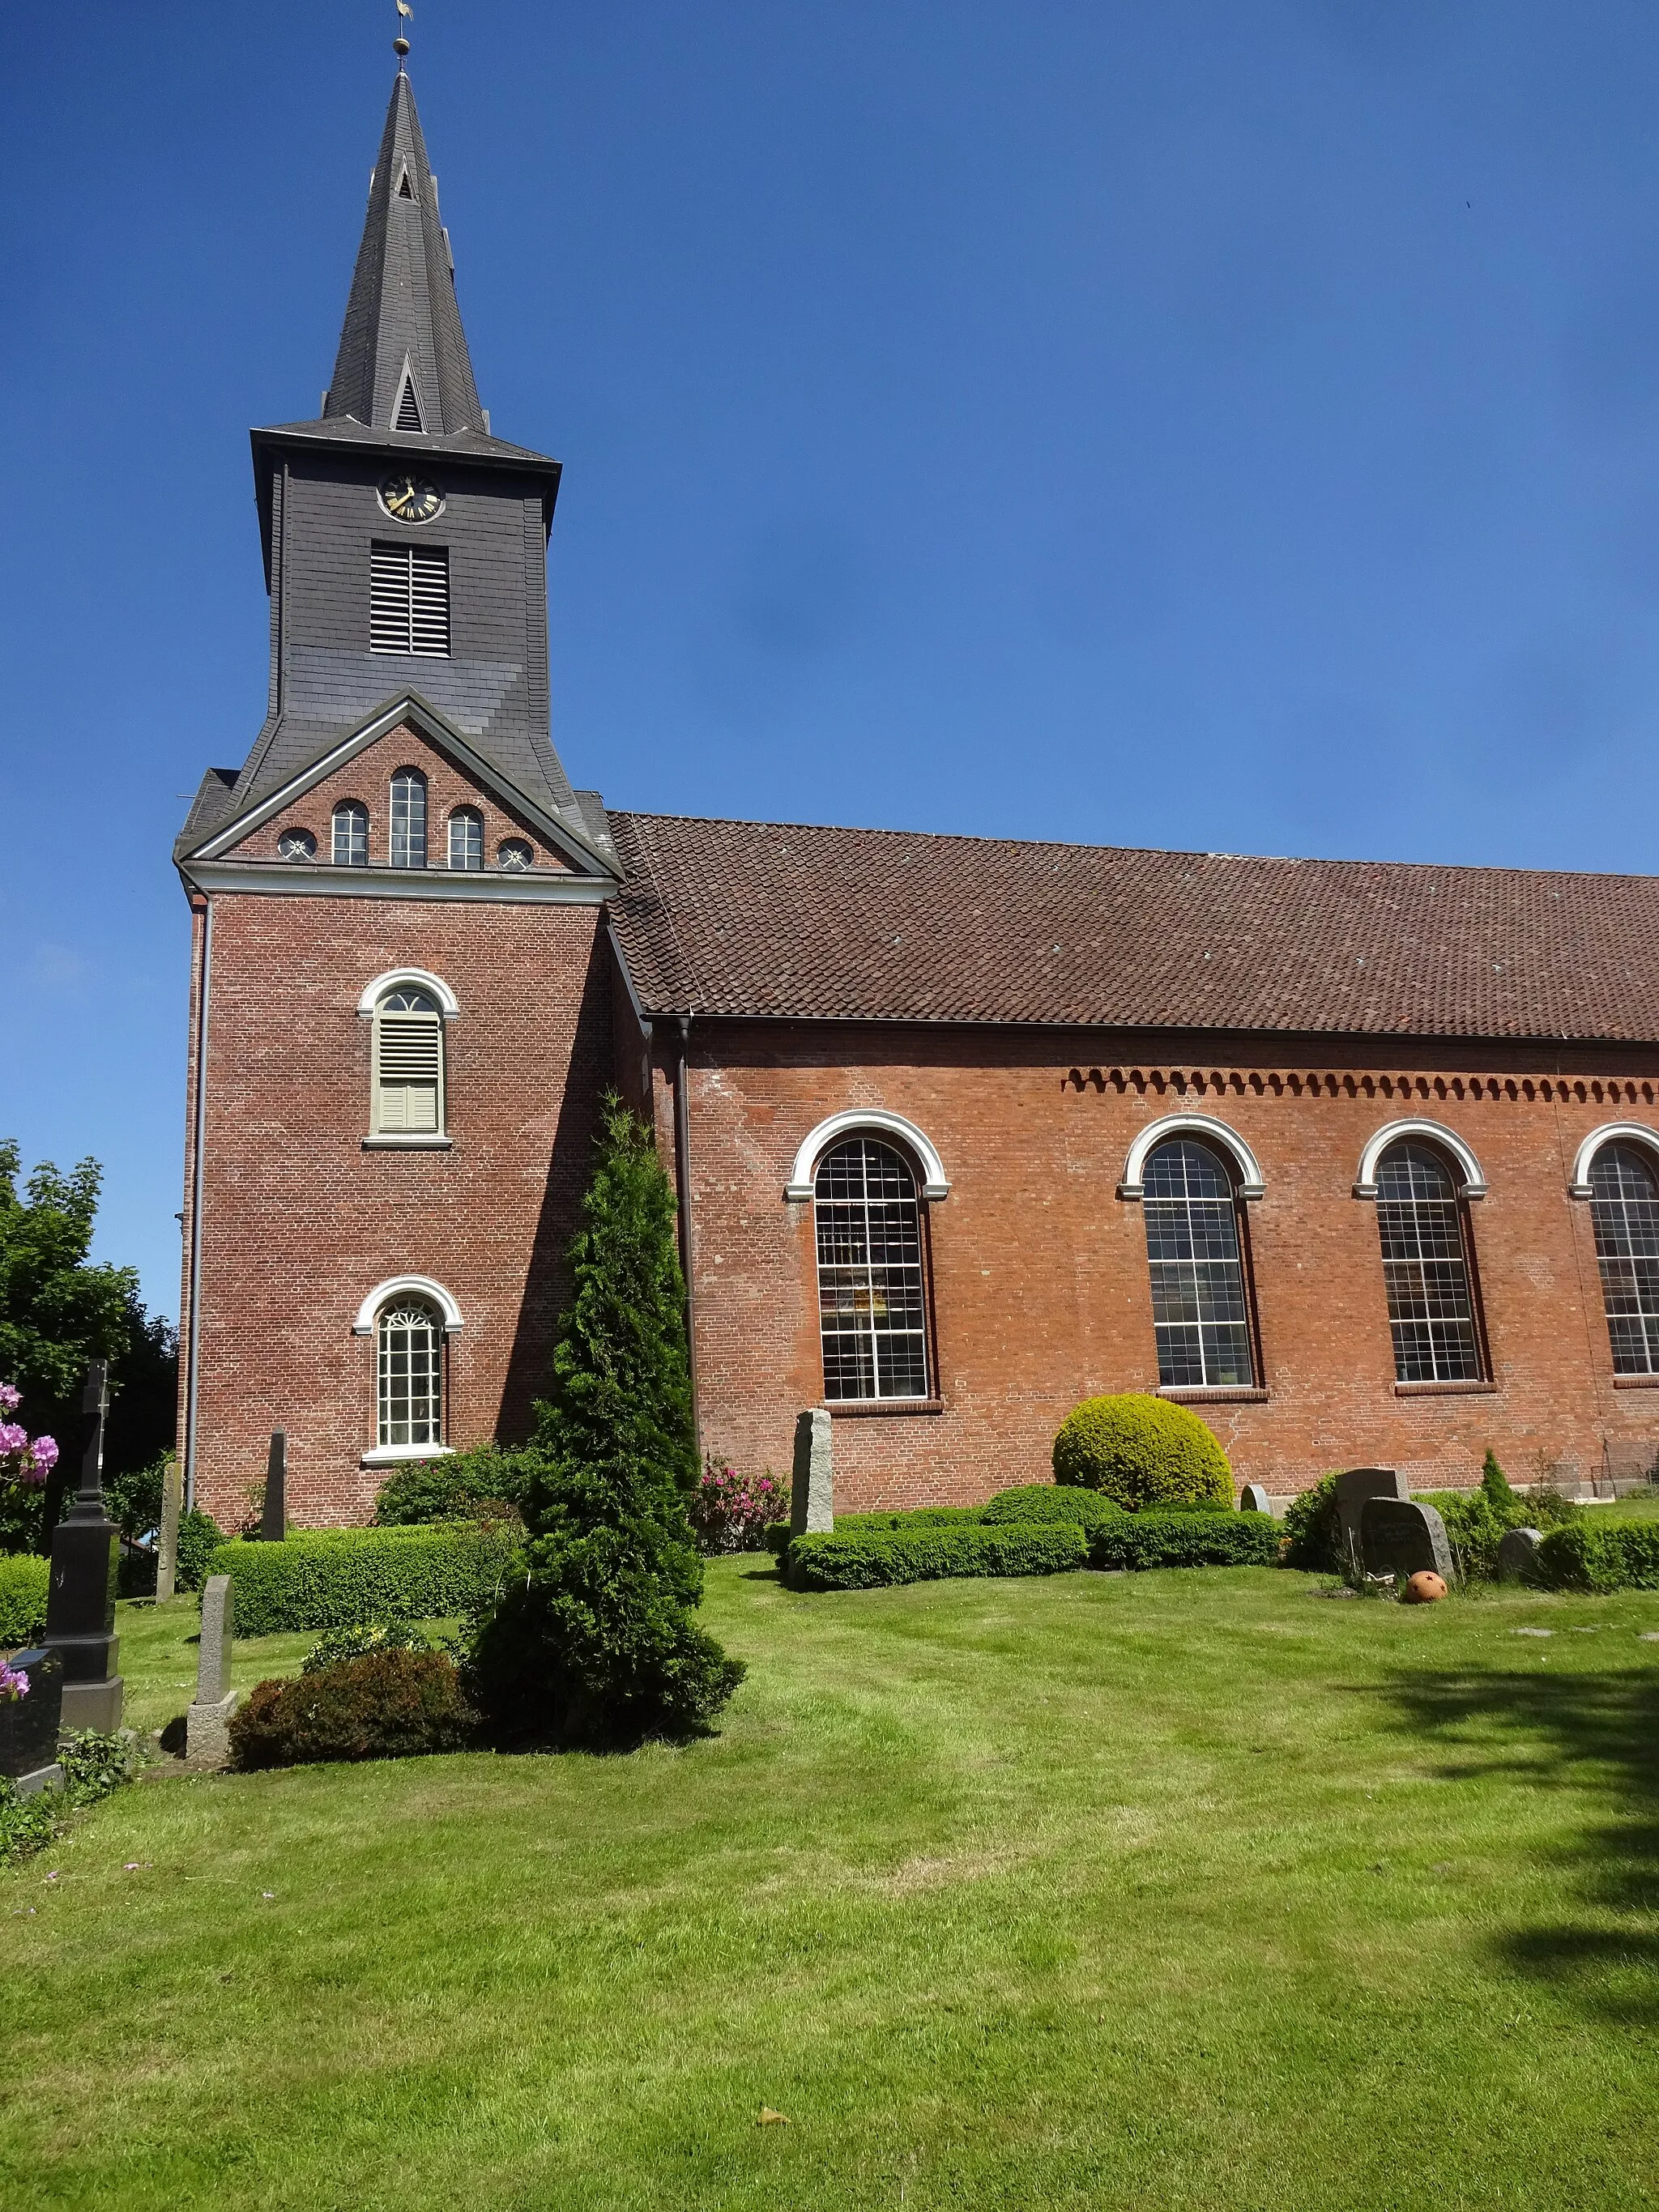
top-left (1374, 1139), bottom-right (1483, 1383)
top-left (377, 1296), bottom-right (444, 1450)
top-left (332, 800), bottom-right (369, 866)
top-left (813, 1135), bottom-right (931, 1401)
top-left (389, 768), bottom-right (428, 867)
top-left (1141, 1137), bottom-right (1256, 1387)
top-left (1588, 1140), bottom-right (1659, 1375)
top-left (373, 985), bottom-right (445, 1136)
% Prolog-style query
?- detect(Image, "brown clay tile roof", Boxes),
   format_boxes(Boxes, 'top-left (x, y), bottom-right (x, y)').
top-left (607, 812), bottom-right (1659, 1045)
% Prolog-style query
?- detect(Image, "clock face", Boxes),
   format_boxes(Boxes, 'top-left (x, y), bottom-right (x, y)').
top-left (378, 473), bottom-right (444, 524)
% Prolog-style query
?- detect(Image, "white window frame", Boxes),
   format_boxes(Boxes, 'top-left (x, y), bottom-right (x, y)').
top-left (356, 1279), bottom-right (458, 1464)
top-left (784, 1110), bottom-right (949, 1201)
top-left (359, 972), bottom-right (456, 1149)
top-left (1354, 1119), bottom-right (1486, 1200)
top-left (1117, 1113), bottom-right (1265, 1202)
top-left (1567, 1122), bottom-right (1659, 1199)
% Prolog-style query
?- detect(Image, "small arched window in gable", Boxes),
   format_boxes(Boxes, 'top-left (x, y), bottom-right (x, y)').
top-left (373, 986), bottom-right (445, 1136)
top-left (389, 769), bottom-right (428, 867)
top-left (1589, 1140), bottom-right (1659, 1375)
top-left (378, 1296), bottom-right (442, 1450)
top-left (1375, 1140), bottom-right (1483, 1383)
top-left (813, 1136), bottom-right (930, 1400)
top-left (447, 808), bottom-right (483, 871)
top-left (332, 800), bottom-right (369, 866)
top-left (1141, 1138), bottom-right (1255, 1388)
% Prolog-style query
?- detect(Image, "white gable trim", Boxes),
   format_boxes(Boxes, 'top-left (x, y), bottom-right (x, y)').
top-left (783, 1110), bottom-right (950, 1200)
top-left (1567, 1121), bottom-right (1659, 1198)
top-left (1117, 1113), bottom-right (1265, 1201)
top-left (352, 1275), bottom-right (464, 1335)
top-left (184, 693), bottom-right (615, 877)
top-left (356, 969), bottom-right (460, 1020)
top-left (1354, 1119), bottom-right (1487, 1200)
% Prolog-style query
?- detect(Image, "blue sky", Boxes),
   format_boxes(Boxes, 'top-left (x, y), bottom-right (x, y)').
top-left (5, 0), bottom-right (1659, 1319)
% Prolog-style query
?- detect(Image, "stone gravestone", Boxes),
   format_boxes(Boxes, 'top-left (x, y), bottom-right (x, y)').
top-left (1361, 1495), bottom-right (1455, 1584)
top-left (1331, 1467), bottom-right (1410, 1568)
top-left (1496, 1527), bottom-right (1543, 1583)
top-left (0, 1647), bottom-right (64, 1796)
top-left (261, 1430), bottom-right (288, 1542)
top-left (1239, 1482), bottom-right (1273, 1515)
top-left (156, 1451), bottom-right (182, 1603)
top-left (790, 1409), bottom-right (834, 1538)
top-left (42, 1363), bottom-right (124, 1733)
top-left (185, 1575), bottom-right (237, 1771)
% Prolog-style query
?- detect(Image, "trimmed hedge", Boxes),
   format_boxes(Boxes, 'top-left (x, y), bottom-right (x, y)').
top-left (980, 1483), bottom-right (1125, 1532)
top-left (786, 1522), bottom-right (1088, 1592)
top-left (229, 1649), bottom-right (476, 1768)
top-left (208, 1524), bottom-right (522, 1636)
top-left (765, 1506), bottom-right (983, 1557)
top-left (0, 1554), bottom-right (49, 1649)
top-left (1090, 1511), bottom-right (1282, 1571)
top-left (1052, 1394), bottom-right (1233, 1511)
top-left (1532, 1519), bottom-right (1659, 1594)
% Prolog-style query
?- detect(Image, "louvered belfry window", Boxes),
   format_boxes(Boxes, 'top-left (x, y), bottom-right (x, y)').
top-left (377, 1299), bottom-right (442, 1448)
top-left (371, 542), bottom-right (450, 656)
top-left (1589, 1141), bottom-right (1659, 1375)
top-left (374, 987), bottom-right (444, 1136)
top-left (1375, 1140), bottom-right (1483, 1383)
top-left (814, 1136), bottom-right (930, 1400)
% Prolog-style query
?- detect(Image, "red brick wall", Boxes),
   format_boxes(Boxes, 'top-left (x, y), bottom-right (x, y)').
top-left (181, 886), bottom-right (609, 1528)
top-left (672, 1021), bottom-right (1659, 1507)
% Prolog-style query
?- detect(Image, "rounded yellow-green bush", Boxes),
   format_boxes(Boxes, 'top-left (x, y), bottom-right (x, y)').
top-left (1051, 1393), bottom-right (1232, 1511)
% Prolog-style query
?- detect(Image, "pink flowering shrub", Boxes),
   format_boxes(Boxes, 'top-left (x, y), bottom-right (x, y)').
top-left (0, 1660), bottom-right (29, 1703)
top-left (687, 1461), bottom-right (786, 1554)
top-left (0, 1385), bottom-right (57, 1490)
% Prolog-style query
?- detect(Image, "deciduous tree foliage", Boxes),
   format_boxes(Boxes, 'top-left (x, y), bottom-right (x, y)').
top-left (469, 1098), bottom-right (744, 1746)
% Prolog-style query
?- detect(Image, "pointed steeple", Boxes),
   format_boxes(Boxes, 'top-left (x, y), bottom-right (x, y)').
top-left (323, 74), bottom-right (483, 435)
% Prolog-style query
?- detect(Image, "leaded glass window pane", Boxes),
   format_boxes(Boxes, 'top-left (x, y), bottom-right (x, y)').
top-left (377, 1300), bottom-right (442, 1447)
top-left (814, 1136), bottom-right (930, 1400)
top-left (1141, 1139), bottom-right (1254, 1387)
top-left (1589, 1140), bottom-right (1659, 1376)
top-left (1375, 1140), bottom-right (1482, 1382)
top-left (332, 801), bottom-right (369, 867)
top-left (447, 808), bottom-right (483, 871)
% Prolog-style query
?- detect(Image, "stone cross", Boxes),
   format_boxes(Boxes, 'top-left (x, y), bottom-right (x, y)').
top-left (790, 1409), bottom-right (834, 1537)
top-left (185, 1575), bottom-right (237, 1770)
top-left (42, 1362), bottom-right (124, 1733)
top-left (156, 1452), bottom-right (182, 1603)
top-left (1360, 1494), bottom-right (1455, 1583)
top-left (1239, 1481), bottom-right (1273, 1515)
top-left (261, 1430), bottom-right (288, 1542)
top-left (1330, 1467), bottom-right (1410, 1566)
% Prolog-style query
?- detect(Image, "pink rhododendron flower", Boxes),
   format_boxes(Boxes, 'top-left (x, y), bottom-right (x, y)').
top-left (0, 1662), bottom-right (29, 1704)
top-left (29, 1435), bottom-right (57, 1472)
top-left (0, 1383), bottom-right (19, 1413)
top-left (0, 1424), bottom-right (27, 1456)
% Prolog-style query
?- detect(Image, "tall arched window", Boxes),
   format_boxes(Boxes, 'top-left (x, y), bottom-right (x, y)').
top-left (332, 800), bottom-right (369, 866)
top-left (1375, 1140), bottom-right (1482, 1382)
top-left (814, 1136), bottom-right (930, 1400)
top-left (373, 986), bottom-right (445, 1136)
top-left (1141, 1138), bottom-right (1255, 1387)
top-left (1589, 1140), bottom-right (1659, 1375)
top-left (390, 769), bottom-right (427, 867)
top-left (377, 1297), bottom-right (443, 1449)
top-left (447, 807), bottom-right (483, 870)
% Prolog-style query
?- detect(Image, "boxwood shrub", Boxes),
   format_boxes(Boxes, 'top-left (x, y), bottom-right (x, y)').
top-left (1090, 1511), bottom-right (1281, 1571)
top-left (208, 1524), bottom-right (522, 1636)
top-left (980, 1483), bottom-right (1124, 1532)
top-left (0, 1555), bottom-right (49, 1649)
top-left (1052, 1394), bottom-right (1233, 1511)
top-left (1532, 1519), bottom-right (1659, 1594)
top-left (785, 1521), bottom-right (1087, 1592)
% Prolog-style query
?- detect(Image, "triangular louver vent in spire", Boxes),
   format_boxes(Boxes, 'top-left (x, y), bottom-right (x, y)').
top-left (397, 166), bottom-right (415, 199)
top-left (394, 373), bottom-right (424, 432)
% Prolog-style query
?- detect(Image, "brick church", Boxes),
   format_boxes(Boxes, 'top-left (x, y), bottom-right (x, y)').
top-left (176, 70), bottom-right (1659, 1530)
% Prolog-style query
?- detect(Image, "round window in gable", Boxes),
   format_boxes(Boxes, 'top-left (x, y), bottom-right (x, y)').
top-left (277, 828), bottom-right (318, 861)
top-left (497, 839), bottom-right (533, 872)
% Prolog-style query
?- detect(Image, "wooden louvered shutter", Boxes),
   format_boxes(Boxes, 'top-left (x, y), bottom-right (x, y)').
top-left (409, 547), bottom-right (449, 655)
top-left (370, 544), bottom-right (450, 657)
top-left (395, 375), bottom-right (424, 431)
top-left (377, 1010), bottom-right (443, 1132)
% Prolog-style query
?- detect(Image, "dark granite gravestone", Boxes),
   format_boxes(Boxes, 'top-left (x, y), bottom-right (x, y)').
top-left (260, 1431), bottom-right (287, 1542)
top-left (1361, 1495), bottom-right (1454, 1583)
top-left (1331, 1467), bottom-right (1410, 1564)
top-left (1496, 1527), bottom-right (1543, 1582)
top-left (1239, 1482), bottom-right (1273, 1515)
top-left (0, 1647), bottom-right (64, 1795)
top-left (42, 1363), bottom-right (124, 1733)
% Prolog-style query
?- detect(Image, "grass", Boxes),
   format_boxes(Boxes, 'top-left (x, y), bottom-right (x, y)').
top-left (4, 1563), bottom-right (1659, 2210)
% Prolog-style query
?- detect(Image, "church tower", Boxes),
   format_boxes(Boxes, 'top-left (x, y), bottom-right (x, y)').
top-left (174, 70), bottom-right (620, 1528)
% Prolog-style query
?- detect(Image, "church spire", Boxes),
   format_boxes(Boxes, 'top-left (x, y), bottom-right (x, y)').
top-left (323, 73), bottom-right (483, 436)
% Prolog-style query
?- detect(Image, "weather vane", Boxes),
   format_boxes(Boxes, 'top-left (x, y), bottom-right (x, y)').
top-left (394, 0), bottom-right (413, 65)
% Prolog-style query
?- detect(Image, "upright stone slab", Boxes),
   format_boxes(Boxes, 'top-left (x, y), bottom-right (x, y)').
top-left (0, 1647), bottom-right (64, 1796)
top-left (1361, 1495), bottom-right (1455, 1584)
top-left (790, 1409), bottom-right (834, 1537)
top-left (156, 1452), bottom-right (183, 1603)
top-left (1331, 1467), bottom-right (1410, 1566)
top-left (42, 1364), bottom-right (124, 1733)
top-left (260, 1431), bottom-right (288, 1542)
top-left (1239, 1482), bottom-right (1273, 1515)
top-left (1496, 1527), bottom-right (1543, 1583)
top-left (186, 1575), bottom-right (237, 1771)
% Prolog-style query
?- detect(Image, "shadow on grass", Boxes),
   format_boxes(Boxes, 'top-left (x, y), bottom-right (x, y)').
top-left (1376, 1663), bottom-right (1659, 2022)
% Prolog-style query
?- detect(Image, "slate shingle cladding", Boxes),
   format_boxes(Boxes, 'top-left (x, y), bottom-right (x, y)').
top-left (608, 812), bottom-right (1659, 1045)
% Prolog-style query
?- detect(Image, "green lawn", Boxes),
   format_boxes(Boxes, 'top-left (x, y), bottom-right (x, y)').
top-left (4, 1563), bottom-right (1659, 2210)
